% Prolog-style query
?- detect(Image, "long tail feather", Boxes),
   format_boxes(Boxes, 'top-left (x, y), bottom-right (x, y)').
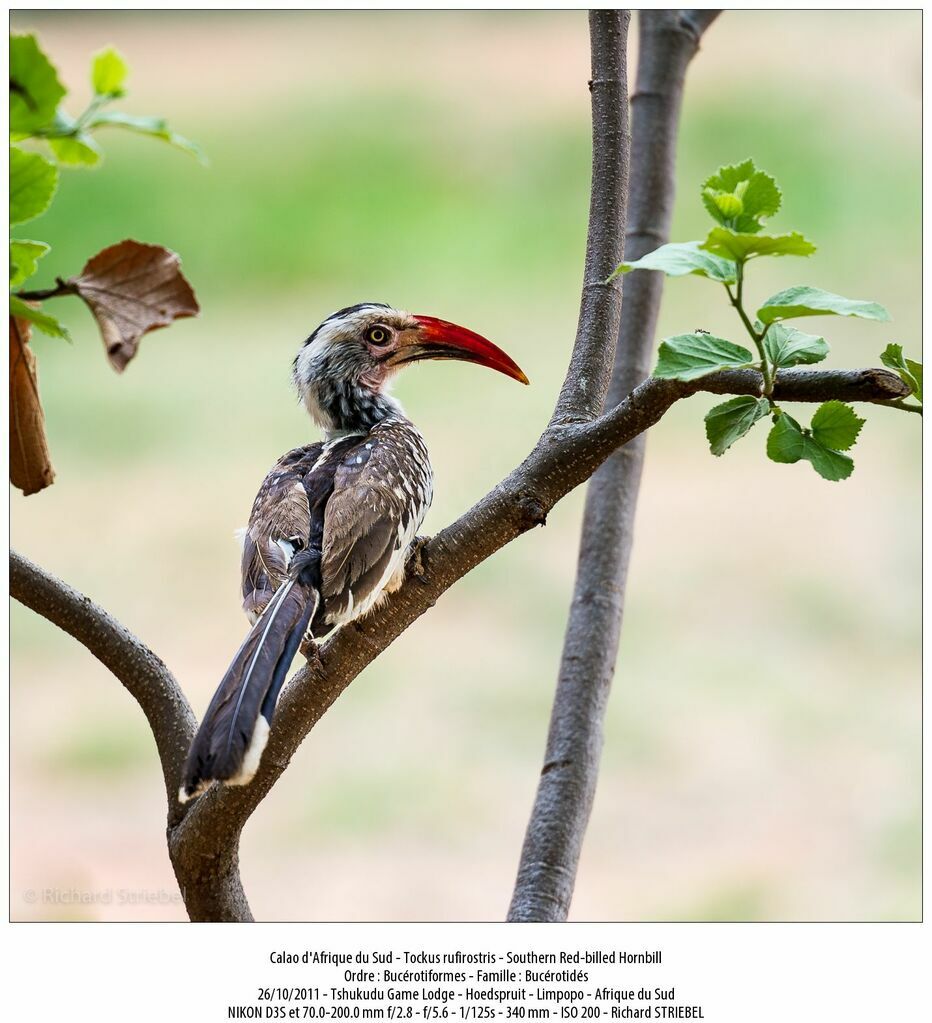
top-left (180, 582), bottom-right (318, 801)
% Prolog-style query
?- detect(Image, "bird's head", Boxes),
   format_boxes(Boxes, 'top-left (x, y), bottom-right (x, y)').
top-left (293, 302), bottom-right (527, 434)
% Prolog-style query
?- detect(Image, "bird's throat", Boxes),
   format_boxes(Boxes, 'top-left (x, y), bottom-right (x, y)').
top-left (305, 376), bottom-right (402, 437)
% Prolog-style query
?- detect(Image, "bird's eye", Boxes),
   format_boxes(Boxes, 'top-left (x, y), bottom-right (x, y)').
top-left (366, 326), bottom-right (391, 346)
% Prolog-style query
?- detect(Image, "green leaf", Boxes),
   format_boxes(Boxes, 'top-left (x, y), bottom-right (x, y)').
top-left (91, 47), bottom-right (129, 97)
top-left (611, 241), bottom-right (736, 284)
top-left (803, 442), bottom-right (854, 481)
top-left (9, 34), bottom-right (66, 134)
top-left (763, 322), bottom-right (829, 369)
top-left (654, 333), bottom-right (755, 382)
top-left (766, 410), bottom-right (855, 482)
top-left (87, 111), bottom-right (206, 162)
top-left (906, 360), bottom-right (922, 403)
top-left (810, 401), bottom-right (864, 451)
top-left (9, 239), bottom-right (50, 287)
top-left (701, 159), bottom-right (781, 232)
top-left (9, 146), bottom-right (59, 225)
top-left (47, 133), bottom-right (103, 166)
top-left (757, 285), bottom-right (890, 324)
top-left (765, 411), bottom-right (807, 464)
top-left (708, 191), bottom-right (743, 221)
top-left (701, 228), bottom-right (816, 262)
top-left (9, 295), bottom-right (70, 339)
top-left (880, 343), bottom-right (922, 401)
top-left (704, 395), bottom-right (771, 456)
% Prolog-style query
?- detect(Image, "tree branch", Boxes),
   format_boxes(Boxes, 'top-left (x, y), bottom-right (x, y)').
top-left (9, 550), bottom-right (196, 822)
top-left (170, 361), bottom-right (907, 892)
top-left (12, 367), bottom-right (904, 921)
top-left (508, 9), bottom-right (719, 922)
top-left (166, 19), bottom-right (909, 919)
top-left (9, 550), bottom-right (256, 920)
top-left (549, 10), bottom-right (630, 426)
top-left (11, 9), bottom-right (912, 923)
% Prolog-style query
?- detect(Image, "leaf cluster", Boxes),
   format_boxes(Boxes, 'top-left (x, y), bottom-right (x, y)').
top-left (10, 34), bottom-right (202, 339)
top-left (611, 159), bottom-right (921, 481)
top-left (9, 34), bottom-right (203, 496)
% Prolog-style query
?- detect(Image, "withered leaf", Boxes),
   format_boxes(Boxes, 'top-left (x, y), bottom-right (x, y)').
top-left (10, 314), bottom-right (55, 496)
top-left (68, 239), bottom-right (200, 371)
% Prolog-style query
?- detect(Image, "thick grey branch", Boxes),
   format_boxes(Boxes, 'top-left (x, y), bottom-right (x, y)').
top-left (508, 8), bottom-right (719, 923)
top-left (9, 550), bottom-right (196, 821)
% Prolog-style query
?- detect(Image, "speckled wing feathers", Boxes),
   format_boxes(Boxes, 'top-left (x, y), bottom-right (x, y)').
top-left (241, 443), bottom-right (321, 618)
top-left (320, 420), bottom-right (432, 625)
top-left (240, 421), bottom-right (432, 632)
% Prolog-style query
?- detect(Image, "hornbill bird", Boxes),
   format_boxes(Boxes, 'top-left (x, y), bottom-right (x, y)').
top-left (180, 303), bottom-right (527, 801)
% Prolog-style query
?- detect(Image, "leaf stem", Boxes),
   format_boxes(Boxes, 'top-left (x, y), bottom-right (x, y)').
top-left (875, 399), bottom-right (923, 416)
top-left (14, 278), bottom-right (76, 302)
top-left (726, 262), bottom-right (773, 396)
top-left (75, 93), bottom-right (111, 132)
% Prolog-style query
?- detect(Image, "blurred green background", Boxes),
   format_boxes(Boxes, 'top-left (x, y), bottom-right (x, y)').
top-left (10, 11), bottom-right (920, 921)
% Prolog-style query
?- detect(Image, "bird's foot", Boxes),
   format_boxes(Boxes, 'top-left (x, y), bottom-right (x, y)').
top-left (407, 535), bottom-right (431, 581)
top-left (299, 632), bottom-right (322, 667)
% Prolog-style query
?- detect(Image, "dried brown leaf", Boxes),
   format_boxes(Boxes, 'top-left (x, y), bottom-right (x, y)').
top-left (68, 239), bottom-right (200, 372)
top-left (10, 314), bottom-right (55, 496)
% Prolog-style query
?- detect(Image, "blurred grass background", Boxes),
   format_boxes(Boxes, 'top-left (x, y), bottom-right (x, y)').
top-left (10, 10), bottom-right (920, 921)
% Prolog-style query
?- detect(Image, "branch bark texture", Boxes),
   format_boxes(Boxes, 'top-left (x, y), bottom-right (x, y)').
top-left (508, 8), bottom-right (721, 923)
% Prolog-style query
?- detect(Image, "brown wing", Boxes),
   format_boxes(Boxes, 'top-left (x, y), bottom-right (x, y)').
top-left (241, 444), bottom-right (321, 618)
top-left (320, 426), bottom-right (429, 624)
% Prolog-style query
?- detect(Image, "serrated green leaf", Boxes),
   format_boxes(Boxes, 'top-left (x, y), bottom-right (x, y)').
top-left (47, 133), bottom-right (103, 166)
top-left (766, 410), bottom-right (854, 482)
top-left (758, 285), bottom-right (890, 324)
top-left (810, 401), bottom-right (864, 451)
top-left (766, 411), bottom-right (806, 464)
top-left (801, 441), bottom-right (854, 481)
top-left (612, 241), bottom-right (736, 284)
top-left (704, 395), bottom-right (771, 456)
top-left (879, 342), bottom-right (907, 370)
top-left (9, 295), bottom-right (70, 339)
top-left (9, 34), bottom-right (66, 134)
top-left (701, 228), bottom-right (816, 262)
top-left (91, 47), bottom-right (129, 97)
top-left (710, 192), bottom-right (744, 219)
top-left (880, 342), bottom-right (922, 401)
top-left (9, 239), bottom-right (50, 287)
top-left (10, 146), bottom-right (59, 225)
top-left (763, 323), bottom-right (829, 369)
top-left (654, 333), bottom-right (755, 382)
top-left (701, 159), bottom-right (781, 232)
top-left (87, 111), bottom-right (206, 163)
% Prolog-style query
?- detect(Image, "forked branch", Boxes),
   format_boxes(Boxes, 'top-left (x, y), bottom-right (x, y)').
top-left (10, 8), bottom-right (911, 923)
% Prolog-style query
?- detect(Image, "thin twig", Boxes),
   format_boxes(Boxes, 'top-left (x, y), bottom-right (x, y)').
top-left (875, 398), bottom-right (922, 415)
top-left (16, 278), bottom-right (77, 302)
